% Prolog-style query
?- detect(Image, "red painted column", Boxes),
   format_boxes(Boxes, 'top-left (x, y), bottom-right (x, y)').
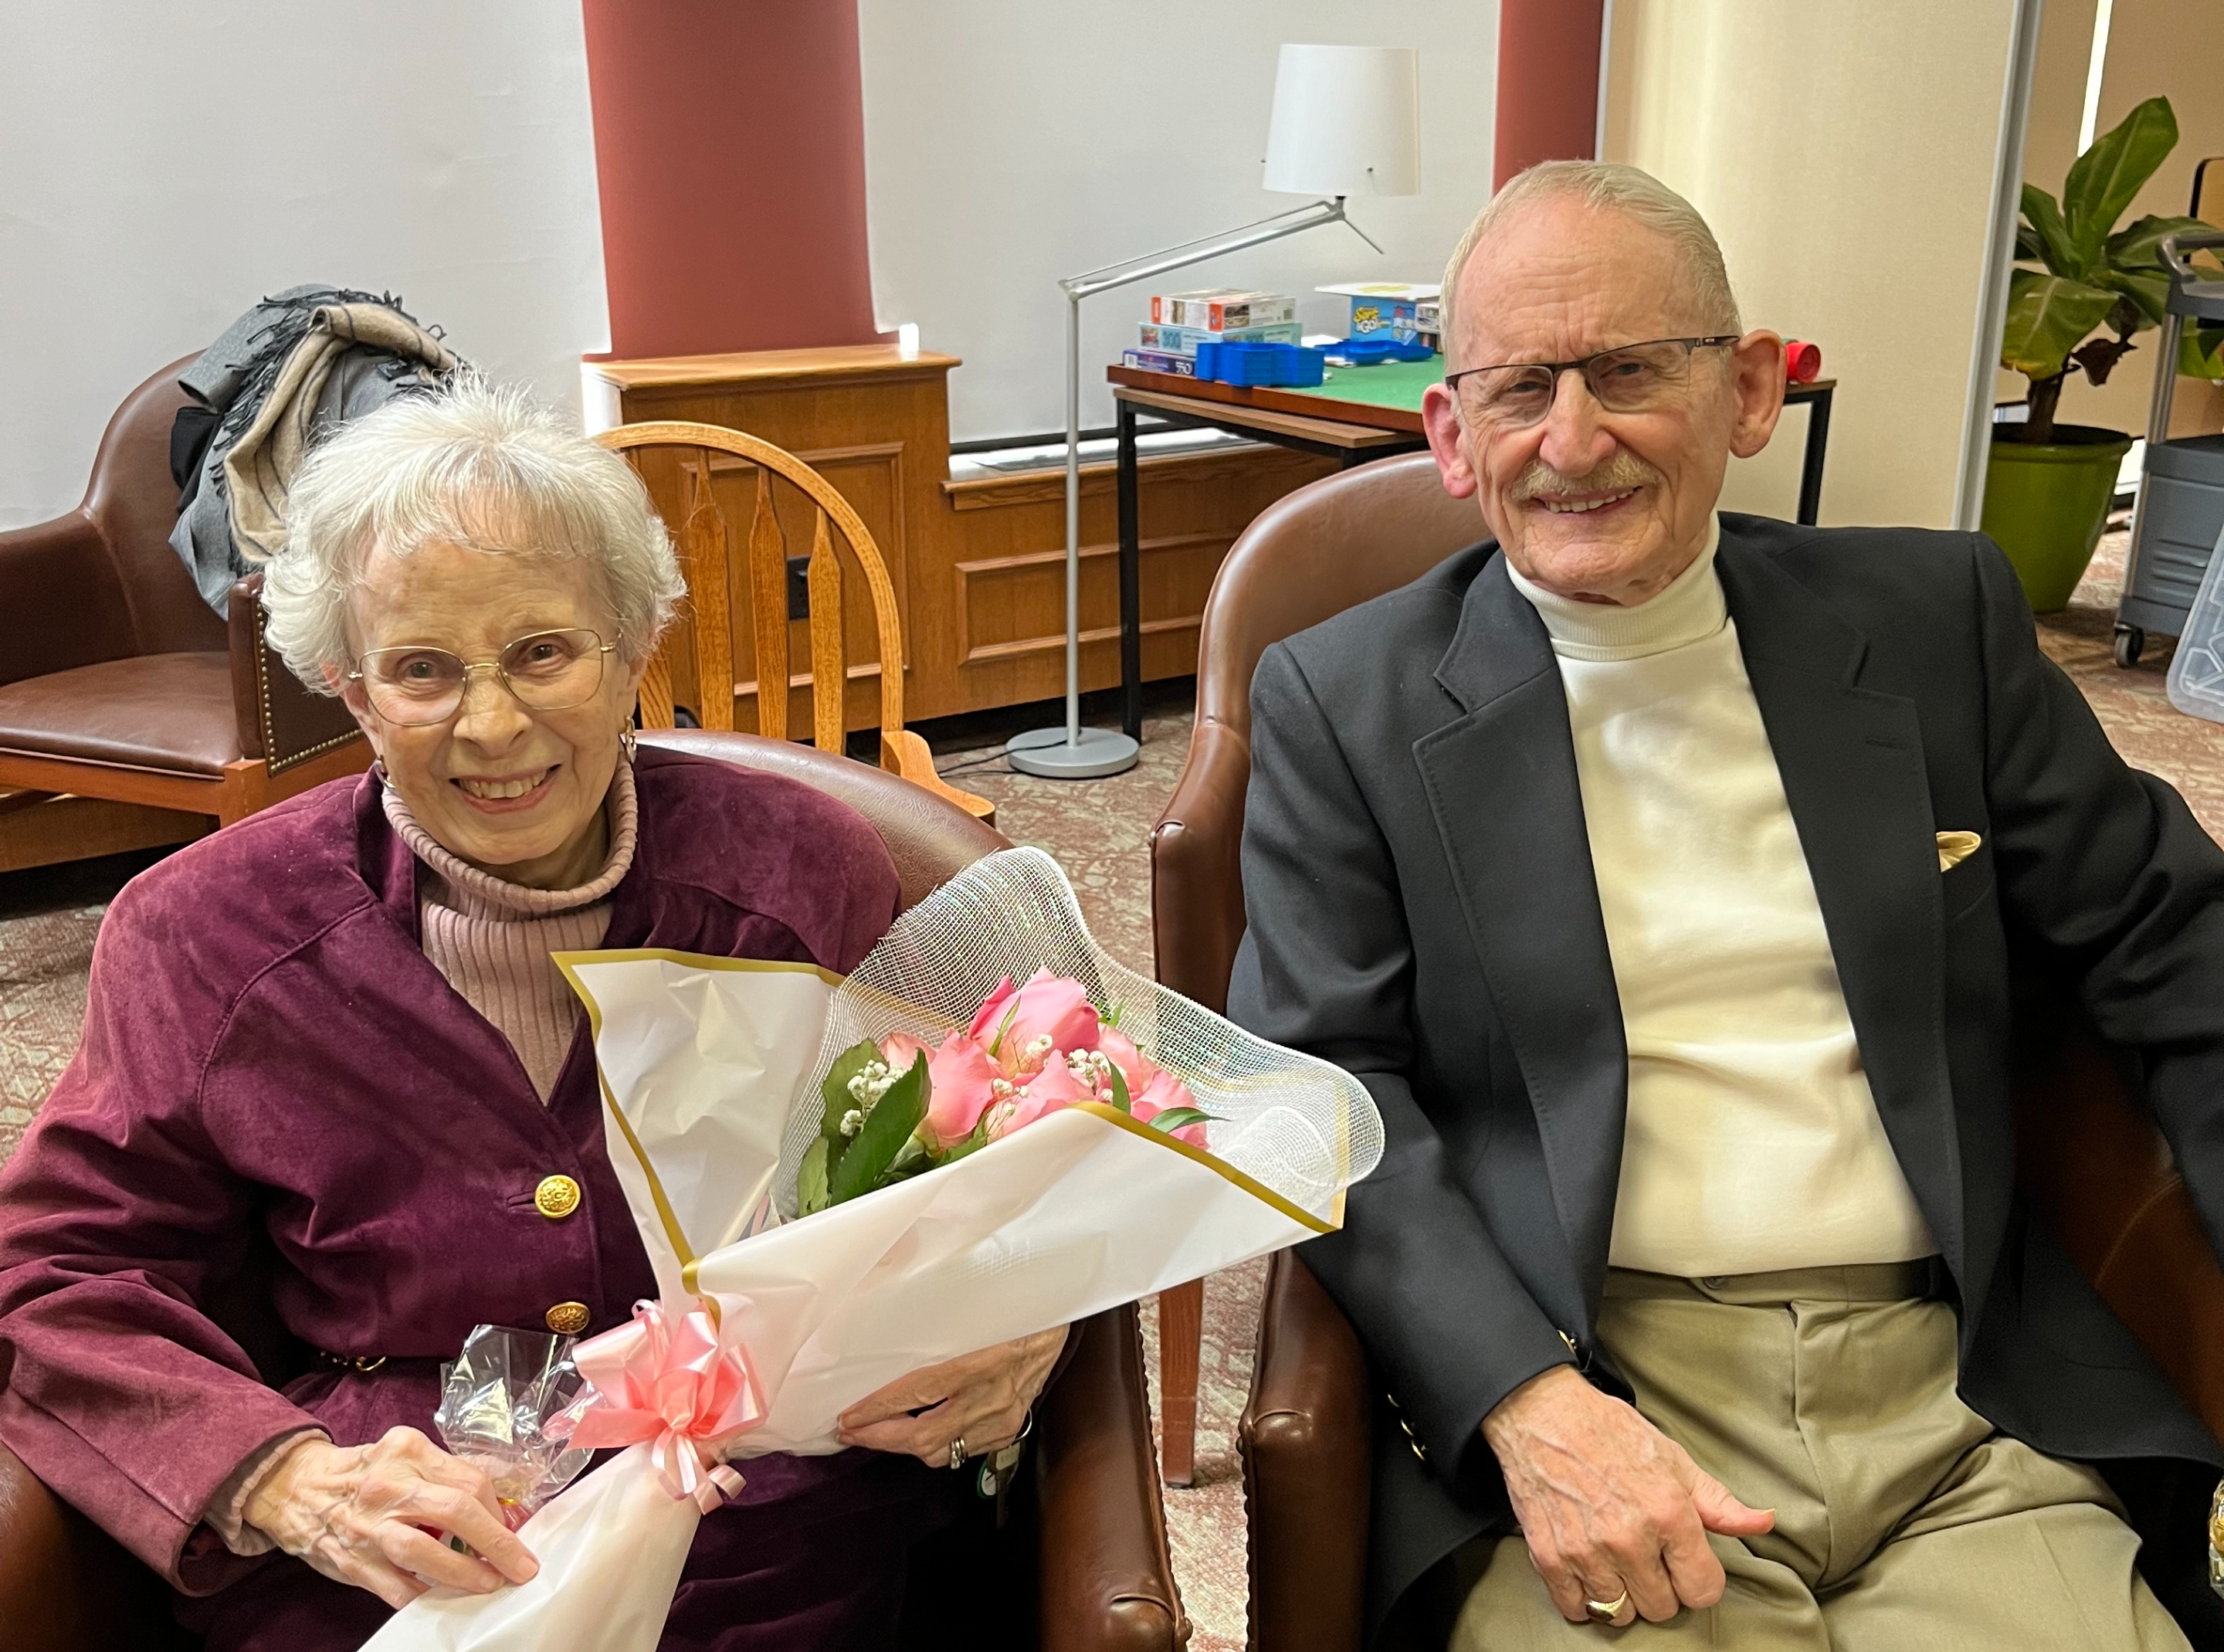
top-left (580, 1), bottom-right (884, 358)
top-left (1493, 0), bottom-right (1607, 188)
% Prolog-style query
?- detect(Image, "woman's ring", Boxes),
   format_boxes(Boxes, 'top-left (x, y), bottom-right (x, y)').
top-left (1584, 1589), bottom-right (1630, 1624)
top-left (947, 1436), bottom-right (968, 1470)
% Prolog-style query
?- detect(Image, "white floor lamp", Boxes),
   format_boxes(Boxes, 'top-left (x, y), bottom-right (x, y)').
top-left (1006, 43), bottom-right (1422, 779)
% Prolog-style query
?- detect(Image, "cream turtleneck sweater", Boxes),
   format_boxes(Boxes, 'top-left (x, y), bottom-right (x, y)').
top-left (1507, 521), bottom-right (1935, 1277)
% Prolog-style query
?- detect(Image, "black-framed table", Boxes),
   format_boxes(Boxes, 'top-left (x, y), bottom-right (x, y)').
top-left (1108, 365), bottom-right (1836, 740)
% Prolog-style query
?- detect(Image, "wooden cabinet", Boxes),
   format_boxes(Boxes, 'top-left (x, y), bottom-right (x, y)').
top-left (588, 345), bottom-right (1331, 728)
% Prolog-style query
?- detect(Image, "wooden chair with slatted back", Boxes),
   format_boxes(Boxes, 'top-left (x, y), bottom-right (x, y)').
top-left (595, 421), bottom-right (992, 823)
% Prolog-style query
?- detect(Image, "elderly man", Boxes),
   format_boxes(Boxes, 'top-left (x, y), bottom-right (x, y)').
top-left (1227, 160), bottom-right (2224, 1650)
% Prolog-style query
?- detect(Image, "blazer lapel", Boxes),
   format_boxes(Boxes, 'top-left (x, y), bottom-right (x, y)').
top-left (1717, 534), bottom-right (1965, 1283)
top-left (1415, 555), bottom-right (1629, 1314)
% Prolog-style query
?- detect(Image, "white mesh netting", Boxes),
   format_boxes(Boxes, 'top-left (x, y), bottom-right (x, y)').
top-left (774, 847), bottom-right (1382, 1223)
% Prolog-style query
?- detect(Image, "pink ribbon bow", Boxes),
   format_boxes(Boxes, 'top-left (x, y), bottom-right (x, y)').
top-left (564, 1301), bottom-right (765, 1511)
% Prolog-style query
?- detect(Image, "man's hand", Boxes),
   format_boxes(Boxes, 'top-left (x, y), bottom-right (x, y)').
top-left (836, 1326), bottom-right (1067, 1465)
top-left (1481, 1365), bottom-right (1773, 1627)
top-left (243, 1428), bottom-right (539, 1610)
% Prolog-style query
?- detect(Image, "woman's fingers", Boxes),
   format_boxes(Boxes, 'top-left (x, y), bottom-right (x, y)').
top-left (373, 1519), bottom-right (510, 1597)
top-left (405, 1483), bottom-right (540, 1585)
top-left (840, 1393), bottom-right (1030, 1464)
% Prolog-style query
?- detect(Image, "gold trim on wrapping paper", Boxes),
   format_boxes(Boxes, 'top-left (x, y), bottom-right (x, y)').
top-left (1068, 1103), bottom-right (1336, 1235)
top-left (553, 948), bottom-right (847, 1314)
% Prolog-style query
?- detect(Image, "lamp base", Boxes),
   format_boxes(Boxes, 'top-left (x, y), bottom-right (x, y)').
top-left (1006, 724), bottom-right (1139, 779)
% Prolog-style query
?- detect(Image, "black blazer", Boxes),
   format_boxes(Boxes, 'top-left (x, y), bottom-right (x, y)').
top-left (1226, 514), bottom-right (2224, 1637)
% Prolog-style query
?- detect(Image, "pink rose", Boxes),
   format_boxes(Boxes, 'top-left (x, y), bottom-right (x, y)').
top-left (1094, 1025), bottom-right (1158, 1096)
top-left (991, 1050), bottom-right (1094, 1139)
top-left (1130, 1068), bottom-right (1206, 1148)
top-left (968, 971), bottom-right (1100, 1077)
top-left (880, 1030), bottom-right (999, 1151)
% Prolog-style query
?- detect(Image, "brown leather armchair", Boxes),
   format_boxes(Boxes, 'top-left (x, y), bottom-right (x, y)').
top-left (0, 358), bottom-right (367, 871)
top-left (1150, 455), bottom-right (2224, 1650)
top-left (0, 731), bottom-right (1185, 1652)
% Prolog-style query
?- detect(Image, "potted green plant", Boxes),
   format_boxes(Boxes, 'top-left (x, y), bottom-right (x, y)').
top-left (1987, 95), bottom-right (2224, 611)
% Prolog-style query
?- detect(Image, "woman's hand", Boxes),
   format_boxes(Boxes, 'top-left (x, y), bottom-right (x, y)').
top-left (243, 1427), bottom-right (541, 1609)
top-left (836, 1325), bottom-right (1068, 1466)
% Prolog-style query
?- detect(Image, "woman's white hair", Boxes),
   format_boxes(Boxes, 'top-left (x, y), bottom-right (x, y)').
top-left (1440, 161), bottom-right (1741, 366)
top-left (262, 377), bottom-right (685, 691)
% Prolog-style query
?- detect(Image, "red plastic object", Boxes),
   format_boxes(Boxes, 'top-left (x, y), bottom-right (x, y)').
top-left (1785, 339), bottom-right (1822, 382)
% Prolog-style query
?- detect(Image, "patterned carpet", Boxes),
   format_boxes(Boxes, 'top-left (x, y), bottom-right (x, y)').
top-left (1, 524), bottom-right (2219, 1650)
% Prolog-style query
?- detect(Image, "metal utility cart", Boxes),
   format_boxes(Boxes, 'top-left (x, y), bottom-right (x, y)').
top-left (2114, 221), bottom-right (2224, 667)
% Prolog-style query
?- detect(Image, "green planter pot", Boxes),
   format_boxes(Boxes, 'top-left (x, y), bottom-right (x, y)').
top-left (1980, 423), bottom-right (2134, 613)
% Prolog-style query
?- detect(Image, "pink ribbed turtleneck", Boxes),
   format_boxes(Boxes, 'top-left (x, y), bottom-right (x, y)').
top-left (381, 760), bottom-right (640, 1101)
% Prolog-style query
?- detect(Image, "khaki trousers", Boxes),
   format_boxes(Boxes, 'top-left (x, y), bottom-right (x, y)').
top-left (1453, 1264), bottom-right (2188, 1650)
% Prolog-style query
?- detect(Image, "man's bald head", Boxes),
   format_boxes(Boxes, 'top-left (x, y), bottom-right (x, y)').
top-left (1440, 162), bottom-right (1740, 370)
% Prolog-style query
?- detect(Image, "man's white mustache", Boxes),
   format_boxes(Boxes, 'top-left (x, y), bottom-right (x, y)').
top-left (1511, 453), bottom-right (1662, 502)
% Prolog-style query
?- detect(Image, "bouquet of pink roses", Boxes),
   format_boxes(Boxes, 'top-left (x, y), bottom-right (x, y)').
top-left (369, 847), bottom-right (1380, 1652)
top-left (798, 968), bottom-right (1212, 1214)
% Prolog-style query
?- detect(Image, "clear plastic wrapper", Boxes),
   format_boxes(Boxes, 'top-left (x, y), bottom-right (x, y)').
top-left (432, 1325), bottom-right (594, 1529)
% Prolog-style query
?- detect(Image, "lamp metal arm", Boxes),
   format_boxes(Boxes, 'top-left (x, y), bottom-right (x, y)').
top-left (1059, 196), bottom-right (1378, 301)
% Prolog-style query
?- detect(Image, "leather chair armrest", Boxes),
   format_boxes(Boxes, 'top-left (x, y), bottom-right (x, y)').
top-left (1034, 1304), bottom-right (1188, 1652)
top-left (0, 1442), bottom-right (187, 1652)
top-left (1150, 717), bottom-right (1253, 1016)
top-left (0, 511), bottom-right (137, 690)
top-left (1241, 1252), bottom-right (1370, 1652)
top-left (2016, 1017), bottom-right (2224, 1441)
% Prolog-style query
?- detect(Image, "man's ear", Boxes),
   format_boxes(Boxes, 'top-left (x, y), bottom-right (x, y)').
top-left (1422, 382), bottom-right (1479, 499)
top-left (1726, 330), bottom-right (1787, 460)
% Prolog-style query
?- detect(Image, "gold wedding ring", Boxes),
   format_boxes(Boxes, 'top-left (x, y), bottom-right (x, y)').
top-left (1584, 1589), bottom-right (1630, 1624)
top-left (948, 1436), bottom-right (969, 1471)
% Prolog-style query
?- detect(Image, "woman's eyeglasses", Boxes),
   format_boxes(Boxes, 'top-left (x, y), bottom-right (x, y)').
top-left (1445, 336), bottom-right (1740, 430)
top-left (348, 628), bottom-right (617, 727)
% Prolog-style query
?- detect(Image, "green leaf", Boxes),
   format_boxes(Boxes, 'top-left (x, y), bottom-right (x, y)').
top-left (797, 1137), bottom-right (832, 1216)
top-left (820, 1041), bottom-right (880, 1141)
top-left (984, 1000), bottom-right (1019, 1060)
top-left (1101, 1000), bottom-right (1124, 1030)
top-left (828, 1052), bottom-right (931, 1205)
top-left (2063, 97), bottom-right (2178, 266)
top-left (2093, 266), bottom-right (2171, 329)
top-left (2106, 212), bottom-right (2211, 273)
top-left (1107, 1063), bottom-right (1133, 1114)
top-left (2020, 185), bottom-right (2081, 276)
top-left (1145, 1106), bottom-right (1219, 1135)
top-left (2014, 221), bottom-right (2041, 263)
top-left (2183, 323), bottom-right (2224, 381)
top-left (2000, 270), bottom-right (2120, 381)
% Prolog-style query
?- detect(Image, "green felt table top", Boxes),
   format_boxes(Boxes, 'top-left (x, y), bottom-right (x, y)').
top-left (1303, 354), bottom-right (1445, 412)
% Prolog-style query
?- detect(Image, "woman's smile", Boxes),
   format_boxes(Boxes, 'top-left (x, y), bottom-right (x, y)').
top-left (452, 766), bottom-right (560, 811)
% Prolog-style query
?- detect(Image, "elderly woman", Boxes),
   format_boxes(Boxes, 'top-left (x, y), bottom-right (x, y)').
top-left (0, 382), bottom-right (1064, 1650)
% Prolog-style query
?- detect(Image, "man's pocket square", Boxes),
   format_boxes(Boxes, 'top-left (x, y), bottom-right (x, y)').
top-left (1937, 830), bottom-right (1982, 872)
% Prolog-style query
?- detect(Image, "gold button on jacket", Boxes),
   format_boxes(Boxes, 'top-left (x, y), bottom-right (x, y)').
top-left (545, 1301), bottom-right (592, 1335)
top-left (534, 1174), bottom-right (582, 1219)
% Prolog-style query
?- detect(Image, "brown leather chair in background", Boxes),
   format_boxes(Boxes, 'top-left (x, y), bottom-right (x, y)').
top-left (1150, 455), bottom-right (2224, 1650)
top-left (0, 730), bottom-right (1187, 1652)
top-left (0, 357), bottom-right (367, 872)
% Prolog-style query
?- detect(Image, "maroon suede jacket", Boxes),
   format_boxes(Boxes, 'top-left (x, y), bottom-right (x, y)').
top-left (0, 746), bottom-right (899, 1593)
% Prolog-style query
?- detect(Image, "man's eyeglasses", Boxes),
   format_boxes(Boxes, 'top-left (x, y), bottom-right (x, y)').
top-left (1445, 336), bottom-right (1740, 430)
top-left (348, 628), bottom-right (618, 728)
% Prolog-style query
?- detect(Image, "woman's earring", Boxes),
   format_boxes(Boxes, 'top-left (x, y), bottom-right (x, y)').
top-left (620, 725), bottom-right (638, 761)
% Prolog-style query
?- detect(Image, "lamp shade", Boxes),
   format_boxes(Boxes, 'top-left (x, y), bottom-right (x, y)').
top-left (1262, 45), bottom-right (1420, 198)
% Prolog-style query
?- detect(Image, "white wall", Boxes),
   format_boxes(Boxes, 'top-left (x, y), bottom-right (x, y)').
top-left (858, 1), bottom-right (1500, 445)
top-left (0, 2), bottom-right (609, 529)
top-left (1605, 0), bottom-right (2021, 529)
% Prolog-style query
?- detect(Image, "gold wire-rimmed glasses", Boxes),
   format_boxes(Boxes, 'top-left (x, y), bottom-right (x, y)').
top-left (1445, 335), bottom-right (1741, 430)
top-left (347, 628), bottom-right (619, 728)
